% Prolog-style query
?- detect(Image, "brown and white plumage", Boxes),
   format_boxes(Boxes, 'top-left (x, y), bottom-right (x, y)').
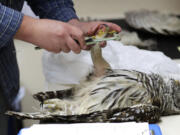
top-left (32, 68), bottom-right (180, 115)
top-left (7, 33), bottom-right (180, 124)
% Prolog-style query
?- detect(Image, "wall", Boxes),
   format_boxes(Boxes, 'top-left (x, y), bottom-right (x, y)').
top-left (73, 0), bottom-right (180, 19)
top-left (23, 0), bottom-right (180, 19)
top-left (15, 40), bottom-right (44, 126)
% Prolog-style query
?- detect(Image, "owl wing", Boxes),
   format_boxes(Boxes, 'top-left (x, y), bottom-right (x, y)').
top-left (6, 104), bottom-right (160, 123)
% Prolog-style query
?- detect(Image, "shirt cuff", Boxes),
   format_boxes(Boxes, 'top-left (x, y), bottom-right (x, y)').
top-left (28, 0), bottom-right (79, 22)
top-left (51, 0), bottom-right (79, 22)
top-left (48, 6), bottom-right (79, 22)
top-left (0, 4), bottom-right (24, 47)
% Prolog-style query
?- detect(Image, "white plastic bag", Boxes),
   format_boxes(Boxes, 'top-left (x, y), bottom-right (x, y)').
top-left (42, 41), bottom-right (180, 89)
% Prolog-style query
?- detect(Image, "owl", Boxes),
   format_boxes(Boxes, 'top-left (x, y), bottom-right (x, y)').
top-left (7, 37), bottom-right (180, 124)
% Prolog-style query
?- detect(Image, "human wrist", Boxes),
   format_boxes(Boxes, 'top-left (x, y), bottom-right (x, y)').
top-left (68, 19), bottom-right (81, 27)
top-left (14, 15), bottom-right (39, 44)
top-left (68, 19), bottom-right (89, 35)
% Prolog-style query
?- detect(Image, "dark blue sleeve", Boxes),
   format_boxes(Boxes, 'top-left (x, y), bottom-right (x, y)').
top-left (0, 3), bottom-right (23, 48)
top-left (27, 0), bottom-right (79, 22)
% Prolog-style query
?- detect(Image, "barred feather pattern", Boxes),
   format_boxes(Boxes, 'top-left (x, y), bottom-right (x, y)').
top-left (7, 104), bottom-right (160, 123)
top-left (7, 69), bottom-right (180, 123)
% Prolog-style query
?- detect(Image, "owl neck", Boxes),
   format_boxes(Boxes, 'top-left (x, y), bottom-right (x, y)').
top-left (90, 44), bottom-right (111, 77)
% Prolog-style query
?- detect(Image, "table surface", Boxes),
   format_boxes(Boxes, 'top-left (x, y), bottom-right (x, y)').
top-left (159, 115), bottom-right (180, 135)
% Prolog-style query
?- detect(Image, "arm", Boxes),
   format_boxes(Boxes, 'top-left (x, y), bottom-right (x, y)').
top-left (0, 3), bottom-right (82, 53)
top-left (14, 0), bottom-right (86, 53)
top-left (26, 0), bottom-right (78, 22)
top-left (0, 3), bottom-right (23, 48)
top-left (26, 0), bottom-right (121, 49)
top-left (15, 15), bottom-right (85, 53)
top-left (26, 0), bottom-right (121, 36)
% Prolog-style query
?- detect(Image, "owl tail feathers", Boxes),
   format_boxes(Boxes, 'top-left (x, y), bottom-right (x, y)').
top-left (6, 104), bottom-right (160, 124)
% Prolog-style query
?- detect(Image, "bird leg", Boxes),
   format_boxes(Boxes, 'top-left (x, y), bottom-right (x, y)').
top-left (90, 43), bottom-right (111, 77)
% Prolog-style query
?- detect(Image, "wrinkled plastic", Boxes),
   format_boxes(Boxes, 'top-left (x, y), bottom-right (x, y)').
top-left (42, 41), bottom-right (180, 89)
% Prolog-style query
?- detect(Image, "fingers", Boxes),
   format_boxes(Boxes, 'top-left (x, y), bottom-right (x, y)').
top-left (69, 26), bottom-right (87, 50)
top-left (87, 22), bottom-right (121, 36)
top-left (52, 47), bottom-right (61, 53)
top-left (51, 39), bottom-right (70, 53)
top-left (99, 41), bottom-right (106, 48)
top-left (52, 21), bottom-right (121, 54)
top-left (105, 22), bottom-right (121, 32)
top-left (66, 36), bottom-right (81, 54)
top-left (54, 39), bottom-right (80, 54)
top-left (57, 36), bottom-right (70, 53)
top-left (61, 43), bottom-right (70, 53)
top-left (94, 24), bottom-right (108, 35)
top-left (58, 48), bottom-right (62, 53)
top-left (57, 25), bottom-right (86, 53)
top-left (87, 23), bottom-right (101, 36)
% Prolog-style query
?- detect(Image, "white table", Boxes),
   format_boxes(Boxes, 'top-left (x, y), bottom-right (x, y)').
top-left (159, 115), bottom-right (180, 135)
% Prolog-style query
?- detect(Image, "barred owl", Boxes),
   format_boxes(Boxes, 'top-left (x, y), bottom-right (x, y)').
top-left (7, 43), bottom-right (180, 124)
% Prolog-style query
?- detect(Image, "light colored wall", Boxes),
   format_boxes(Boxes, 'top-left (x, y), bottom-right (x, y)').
top-left (15, 40), bottom-right (44, 126)
top-left (73, 0), bottom-right (180, 19)
top-left (75, 0), bottom-right (180, 18)
top-left (18, 0), bottom-right (180, 127)
top-left (23, 0), bottom-right (180, 19)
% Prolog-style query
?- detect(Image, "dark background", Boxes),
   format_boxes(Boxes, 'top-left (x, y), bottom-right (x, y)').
top-left (105, 18), bottom-right (180, 59)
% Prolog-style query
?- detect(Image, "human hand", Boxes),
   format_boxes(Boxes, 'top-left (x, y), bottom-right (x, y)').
top-left (15, 16), bottom-right (86, 53)
top-left (68, 19), bottom-right (121, 49)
